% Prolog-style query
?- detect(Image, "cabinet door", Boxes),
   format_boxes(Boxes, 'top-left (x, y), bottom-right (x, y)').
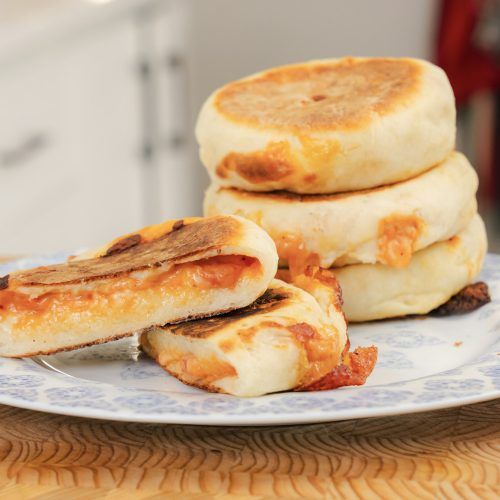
top-left (137, 0), bottom-right (198, 223)
top-left (0, 17), bottom-right (142, 255)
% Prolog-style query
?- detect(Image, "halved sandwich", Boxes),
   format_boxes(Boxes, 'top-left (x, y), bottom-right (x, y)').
top-left (141, 279), bottom-right (377, 397)
top-left (0, 215), bottom-right (278, 357)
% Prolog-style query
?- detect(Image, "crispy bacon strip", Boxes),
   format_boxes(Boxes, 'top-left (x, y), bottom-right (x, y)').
top-left (0, 275), bottom-right (9, 291)
top-left (432, 282), bottom-right (491, 316)
top-left (296, 346), bottom-right (378, 391)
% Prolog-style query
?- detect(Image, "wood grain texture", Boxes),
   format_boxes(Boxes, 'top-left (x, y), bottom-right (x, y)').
top-left (0, 400), bottom-right (497, 499)
top-left (0, 256), bottom-right (498, 498)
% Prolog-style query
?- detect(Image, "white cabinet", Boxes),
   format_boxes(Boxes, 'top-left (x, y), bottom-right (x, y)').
top-left (137, 1), bottom-right (196, 222)
top-left (0, 0), bottom-right (191, 254)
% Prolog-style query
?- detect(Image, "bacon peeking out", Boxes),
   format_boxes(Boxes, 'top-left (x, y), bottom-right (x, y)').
top-left (432, 282), bottom-right (491, 316)
top-left (296, 345), bottom-right (378, 391)
top-left (0, 275), bottom-right (9, 291)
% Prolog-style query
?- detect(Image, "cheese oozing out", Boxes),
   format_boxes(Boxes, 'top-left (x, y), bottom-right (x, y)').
top-left (0, 255), bottom-right (261, 332)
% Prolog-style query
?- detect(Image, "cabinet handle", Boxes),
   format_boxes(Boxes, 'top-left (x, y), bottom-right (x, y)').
top-left (164, 52), bottom-right (188, 151)
top-left (166, 53), bottom-right (184, 70)
top-left (0, 132), bottom-right (49, 169)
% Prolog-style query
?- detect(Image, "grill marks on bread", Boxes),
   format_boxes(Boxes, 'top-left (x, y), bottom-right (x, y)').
top-left (7, 216), bottom-right (240, 288)
top-left (172, 220), bottom-right (185, 231)
top-left (164, 287), bottom-right (292, 339)
top-left (104, 234), bottom-right (142, 257)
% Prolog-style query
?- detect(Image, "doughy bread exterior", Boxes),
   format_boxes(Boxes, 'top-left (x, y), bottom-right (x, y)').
top-left (0, 216), bottom-right (278, 357)
top-left (327, 215), bottom-right (487, 322)
top-left (141, 280), bottom-right (347, 397)
top-left (196, 57), bottom-right (455, 194)
top-left (205, 152), bottom-right (477, 268)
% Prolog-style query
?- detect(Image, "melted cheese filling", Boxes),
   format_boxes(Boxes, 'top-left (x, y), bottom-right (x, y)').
top-left (0, 255), bottom-right (261, 330)
top-left (288, 322), bottom-right (340, 386)
top-left (275, 234), bottom-right (320, 278)
top-left (150, 341), bottom-right (237, 387)
top-left (377, 214), bottom-right (423, 267)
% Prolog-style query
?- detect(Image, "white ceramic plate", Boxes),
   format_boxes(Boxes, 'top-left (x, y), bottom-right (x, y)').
top-left (0, 253), bottom-right (499, 426)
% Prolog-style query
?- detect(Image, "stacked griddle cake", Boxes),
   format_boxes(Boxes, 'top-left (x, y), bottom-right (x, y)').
top-left (200, 57), bottom-right (487, 321)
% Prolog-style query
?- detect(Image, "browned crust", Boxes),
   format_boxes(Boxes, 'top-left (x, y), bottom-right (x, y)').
top-left (296, 346), bottom-right (378, 391)
top-left (161, 287), bottom-right (292, 339)
top-left (216, 144), bottom-right (294, 183)
top-left (216, 165), bottom-right (435, 203)
top-left (215, 58), bottom-right (422, 132)
top-left (104, 234), bottom-right (142, 257)
top-left (172, 219), bottom-right (185, 231)
top-left (432, 282), bottom-right (491, 316)
top-left (8, 216), bottom-right (241, 287)
top-left (8, 330), bottom-right (136, 358)
top-left (0, 274), bottom-right (9, 291)
top-left (219, 184), bottom-right (391, 203)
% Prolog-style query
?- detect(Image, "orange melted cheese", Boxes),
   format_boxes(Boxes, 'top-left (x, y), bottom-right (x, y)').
top-left (0, 255), bottom-right (260, 331)
top-left (275, 234), bottom-right (320, 278)
top-left (217, 141), bottom-right (294, 182)
top-left (180, 354), bottom-right (237, 384)
top-left (154, 344), bottom-right (237, 386)
top-left (216, 137), bottom-right (338, 187)
top-left (288, 322), bottom-right (339, 386)
top-left (377, 214), bottom-right (423, 267)
top-left (447, 235), bottom-right (461, 248)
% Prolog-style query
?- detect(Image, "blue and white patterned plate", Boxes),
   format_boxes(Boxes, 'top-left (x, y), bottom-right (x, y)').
top-left (0, 253), bottom-right (499, 426)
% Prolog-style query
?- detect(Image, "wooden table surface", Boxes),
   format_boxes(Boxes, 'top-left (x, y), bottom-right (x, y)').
top-left (0, 399), bottom-right (497, 498)
top-left (0, 258), bottom-right (499, 498)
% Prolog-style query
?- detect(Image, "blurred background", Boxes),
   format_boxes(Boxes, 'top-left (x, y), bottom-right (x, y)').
top-left (0, 0), bottom-right (498, 254)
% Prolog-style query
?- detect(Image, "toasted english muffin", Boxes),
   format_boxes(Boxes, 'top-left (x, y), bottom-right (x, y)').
top-left (141, 279), bottom-right (352, 397)
top-left (279, 215), bottom-right (487, 322)
top-left (196, 57), bottom-right (455, 194)
top-left (205, 152), bottom-right (477, 269)
top-left (0, 215), bottom-right (278, 357)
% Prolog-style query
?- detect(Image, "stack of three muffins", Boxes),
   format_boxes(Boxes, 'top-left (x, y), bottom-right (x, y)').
top-left (198, 57), bottom-right (487, 321)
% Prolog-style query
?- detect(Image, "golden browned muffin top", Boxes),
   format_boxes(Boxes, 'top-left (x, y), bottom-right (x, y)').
top-left (215, 58), bottom-right (422, 132)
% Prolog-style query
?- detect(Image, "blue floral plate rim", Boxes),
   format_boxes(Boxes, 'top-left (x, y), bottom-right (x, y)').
top-left (0, 253), bottom-right (498, 426)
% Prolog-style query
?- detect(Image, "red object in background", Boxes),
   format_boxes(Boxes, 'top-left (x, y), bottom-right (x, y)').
top-left (437, 0), bottom-right (500, 105)
top-left (437, 0), bottom-right (500, 204)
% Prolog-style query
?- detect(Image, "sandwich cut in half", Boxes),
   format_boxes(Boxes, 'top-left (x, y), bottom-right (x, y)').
top-left (196, 57), bottom-right (455, 194)
top-left (0, 215), bottom-right (278, 357)
top-left (141, 279), bottom-right (377, 397)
